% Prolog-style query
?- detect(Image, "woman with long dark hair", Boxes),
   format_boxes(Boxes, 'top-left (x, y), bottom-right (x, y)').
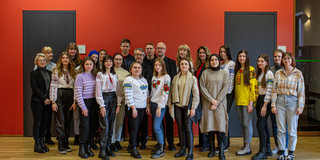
top-left (234, 49), bottom-right (258, 156)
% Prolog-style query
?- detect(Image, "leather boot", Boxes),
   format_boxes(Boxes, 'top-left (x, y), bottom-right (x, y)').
top-left (174, 148), bottom-right (186, 158)
top-left (236, 142), bottom-right (251, 156)
top-left (74, 135), bottom-right (79, 145)
top-left (34, 139), bottom-right (46, 153)
top-left (207, 134), bottom-right (215, 158)
top-left (57, 139), bottom-right (66, 154)
top-left (266, 143), bottom-right (272, 156)
top-left (87, 144), bottom-right (94, 157)
top-left (251, 148), bottom-right (267, 160)
top-left (98, 143), bottom-right (108, 159)
top-left (151, 143), bottom-right (160, 154)
top-left (186, 147), bottom-right (194, 160)
top-left (64, 138), bottom-right (72, 152)
top-left (40, 137), bottom-right (49, 152)
top-left (218, 134), bottom-right (225, 160)
top-left (78, 144), bottom-right (88, 158)
top-left (151, 144), bottom-right (165, 159)
top-left (106, 146), bottom-right (115, 157)
top-left (130, 147), bottom-right (142, 159)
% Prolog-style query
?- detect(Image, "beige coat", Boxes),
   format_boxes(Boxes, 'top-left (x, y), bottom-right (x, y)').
top-left (168, 71), bottom-right (200, 120)
top-left (199, 69), bottom-right (229, 134)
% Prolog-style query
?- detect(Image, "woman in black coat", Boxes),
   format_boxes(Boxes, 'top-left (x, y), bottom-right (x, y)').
top-left (30, 53), bottom-right (52, 153)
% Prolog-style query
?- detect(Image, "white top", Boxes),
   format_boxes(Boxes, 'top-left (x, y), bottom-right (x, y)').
top-left (95, 72), bottom-right (120, 108)
top-left (257, 70), bottom-right (274, 103)
top-left (150, 74), bottom-right (171, 108)
top-left (49, 69), bottom-right (75, 102)
top-left (221, 61), bottom-right (235, 94)
top-left (124, 76), bottom-right (149, 109)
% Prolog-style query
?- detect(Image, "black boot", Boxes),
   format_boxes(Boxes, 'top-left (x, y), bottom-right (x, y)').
top-left (74, 135), bottom-right (79, 145)
top-left (208, 132), bottom-right (215, 158)
top-left (266, 143), bottom-right (272, 156)
top-left (106, 146), bottom-right (115, 157)
top-left (151, 143), bottom-right (161, 154)
top-left (110, 143), bottom-right (118, 152)
top-left (98, 143), bottom-right (108, 160)
top-left (186, 147), bottom-right (194, 160)
top-left (34, 139), bottom-right (46, 153)
top-left (130, 147), bottom-right (142, 159)
top-left (151, 144), bottom-right (165, 159)
top-left (87, 144), bottom-right (94, 157)
top-left (40, 137), bottom-right (49, 152)
top-left (174, 148), bottom-right (186, 158)
top-left (115, 141), bottom-right (122, 150)
top-left (218, 133), bottom-right (225, 160)
top-left (57, 139), bottom-right (66, 154)
top-left (64, 138), bottom-right (72, 152)
top-left (251, 148), bottom-right (267, 160)
top-left (45, 137), bottom-right (55, 145)
top-left (78, 144), bottom-right (88, 158)
top-left (91, 142), bottom-right (99, 150)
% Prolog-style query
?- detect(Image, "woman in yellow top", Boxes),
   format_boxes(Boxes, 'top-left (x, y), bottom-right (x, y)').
top-left (234, 49), bottom-right (258, 156)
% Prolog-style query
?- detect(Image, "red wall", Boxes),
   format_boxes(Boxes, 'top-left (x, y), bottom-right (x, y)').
top-left (0, 0), bottom-right (294, 135)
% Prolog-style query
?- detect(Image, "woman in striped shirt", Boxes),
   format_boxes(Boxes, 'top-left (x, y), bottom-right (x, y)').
top-left (271, 52), bottom-right (305, 160)
top-left (50, 52), bottom-right (76, 154)
top-left (74, 57), bottom-right (98, 158)
top-left (252, 54), bottom-right (274, 160)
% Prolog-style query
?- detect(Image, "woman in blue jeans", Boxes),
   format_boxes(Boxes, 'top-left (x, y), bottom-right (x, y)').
top-left (271, 52), bottom-right (305, 160)
top-left (150, 58), bottom-right (171, 158)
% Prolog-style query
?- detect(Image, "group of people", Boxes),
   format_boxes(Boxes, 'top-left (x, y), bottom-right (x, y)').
top-left (30, 39), bottom-right (305, 160)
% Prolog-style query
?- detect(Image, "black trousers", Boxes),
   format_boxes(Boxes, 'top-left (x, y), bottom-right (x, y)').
top-left (138, 112), bottom-right (148, 145)
top-left (174, 106), bottom-right (193, 150)
top-left (256, 95), bottom-right (271, 149)
top-left (44, 103), bottom-right (53, 139)
top-left (128, 108), bottom-right (146, 147)
top-left (226, 92), bottom-right (234, 147)
top-left (208, 131), bottom-right (225, 149)
top-left (54, 88), bottom-right (74, 141)
top-left (162, 105), bottom-right (174, 146)
top-left (79, 98), bottom-right (98, 145)
top-left (31, 101), bottom-right (50, 140)
top-left (99, 92), bottom-right (117, 148)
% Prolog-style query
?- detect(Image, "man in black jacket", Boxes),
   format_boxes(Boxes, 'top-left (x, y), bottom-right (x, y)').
top-left (156, 42), bottom-right (177, 151)
top-left (120, 38), bottom-right (135, 71)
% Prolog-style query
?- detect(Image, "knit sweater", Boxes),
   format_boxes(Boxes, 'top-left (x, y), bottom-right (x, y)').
top-left (74, 72), bottom-right (96, 111)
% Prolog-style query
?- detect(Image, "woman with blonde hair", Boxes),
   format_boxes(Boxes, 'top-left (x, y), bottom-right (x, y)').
top-left (176, 44), bottom-right (194, 73)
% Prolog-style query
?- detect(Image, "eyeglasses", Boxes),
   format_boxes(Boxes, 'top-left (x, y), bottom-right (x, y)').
top-left (135, 54), bottom-right (145, 56)
top-left (38, 59), bottom-right (47, 62)
top-left (156, 47), bottom-right (166, 50)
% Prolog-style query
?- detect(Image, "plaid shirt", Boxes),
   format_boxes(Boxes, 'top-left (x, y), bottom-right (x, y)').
top-left (271, 68), bottom-right (305, 108)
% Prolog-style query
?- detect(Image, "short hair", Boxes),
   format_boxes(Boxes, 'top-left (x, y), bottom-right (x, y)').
top-left (153, 57), bottom-right (168, 76)
top-left (176, 44), bottom-right (193, 67)
top-left (281, 52), bottom-right (296, 67)
top-left (134, 48), bottom-right (145, 56)
top-left (120, 38), bottom-right (131, 46)
top-left (146, 42), bottom-right (154, 47)
top-left (273, 49), bottom-right (284, 56)
top-left (41, 46), bottom-right (53, 54)
top-left (34, 53), bottom-right (47, 65)
top-left (219, 45), bottom-right (232, 60)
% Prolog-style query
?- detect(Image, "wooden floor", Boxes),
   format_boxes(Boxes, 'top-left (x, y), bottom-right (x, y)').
top-left (0, 137), bottom-right (320, 160)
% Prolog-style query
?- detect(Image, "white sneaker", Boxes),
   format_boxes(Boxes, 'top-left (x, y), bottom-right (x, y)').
top-left (287, 155), bottom-right (294, 160)
top-left (272, 146), bottom-right (279, 155)
top-left (284, 149), bottom-right (288, 156)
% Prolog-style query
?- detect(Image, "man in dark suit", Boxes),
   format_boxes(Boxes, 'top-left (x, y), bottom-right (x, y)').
top-left (156, 42), bottom-right (177, 151)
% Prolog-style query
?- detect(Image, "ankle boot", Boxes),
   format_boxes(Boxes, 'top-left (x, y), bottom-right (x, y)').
top-left (174, 148), bottom-right (186, 158)
top-left (40, 138), bottom-right (49, 152)
top-left (87, 144), bottom-right (94, 157)
top-left (57, 139), bottom-right (66, 154)
top-left (266, 143), bottom-right (272, 156)
top-left (251, 148), bottom-right (267, 160)
top-left (98, 144), bottom-right (107, 159)
top-left (218, 134), bottom-right (225, 160)
top-left (106, 146), bottom-right (115, 157)
top-left (207, 136), bottom-right (215, 158)
top-left (151, 144), bottom-right (165, 159)
top-left (74, 135), bottom-right (79, 145)
top-left (151, 143), bottom-right (161, 154)
top-left (34, 139), bottom-right (46, 153)
top-left (78, 144), bottom-right (88, 158)
top-left (64, 138), bottom-right (71, 152)
top-left (186, 147), bottom-right (194, 160)
top-left (236, 142), bottom-right (251, 156)
top-left (130, 147), bottom-right (142, 159)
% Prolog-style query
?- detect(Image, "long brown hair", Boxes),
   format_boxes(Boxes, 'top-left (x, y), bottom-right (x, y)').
top-left (80, 57), bottom-right (97, 77)
top-left (153, 57), bottom-right (167, 76)
top-left (234, 49), bottom-right (250, 86)
top-left (178, 58), bottom-right (193, 73)
top-left (53, 51), bottom-right (77, 79)
top-left (195, 46), bottom-right (211, 71)
top-left (67, 42), bottom-right (82, 66)
top-left (256, 54), bottom-right (270, 88)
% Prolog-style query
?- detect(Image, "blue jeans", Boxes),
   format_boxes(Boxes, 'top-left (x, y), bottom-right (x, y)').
top-left (151, 102), bottom-right (166, 145)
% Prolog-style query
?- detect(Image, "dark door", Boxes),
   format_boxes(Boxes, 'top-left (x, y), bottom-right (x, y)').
top-left (23, 11), bottom-right (76, 136)
top-left (225, 12), bottom-right (277, 137)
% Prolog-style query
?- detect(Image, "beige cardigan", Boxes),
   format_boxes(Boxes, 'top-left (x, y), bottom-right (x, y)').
top-left (168, 71), bottom-right (200, 119)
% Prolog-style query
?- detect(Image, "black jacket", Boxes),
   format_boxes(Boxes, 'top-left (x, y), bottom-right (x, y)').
top-left (30, 68), bottom-right (52, 103)
top-left (143, 55), bottom-right (157, 68)
top-left (123, 54), bottom-right (135, 71)
top-left (141, 62), bottom-right (153, 92)
top-left (163, 56), bottom-right (177, 80)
